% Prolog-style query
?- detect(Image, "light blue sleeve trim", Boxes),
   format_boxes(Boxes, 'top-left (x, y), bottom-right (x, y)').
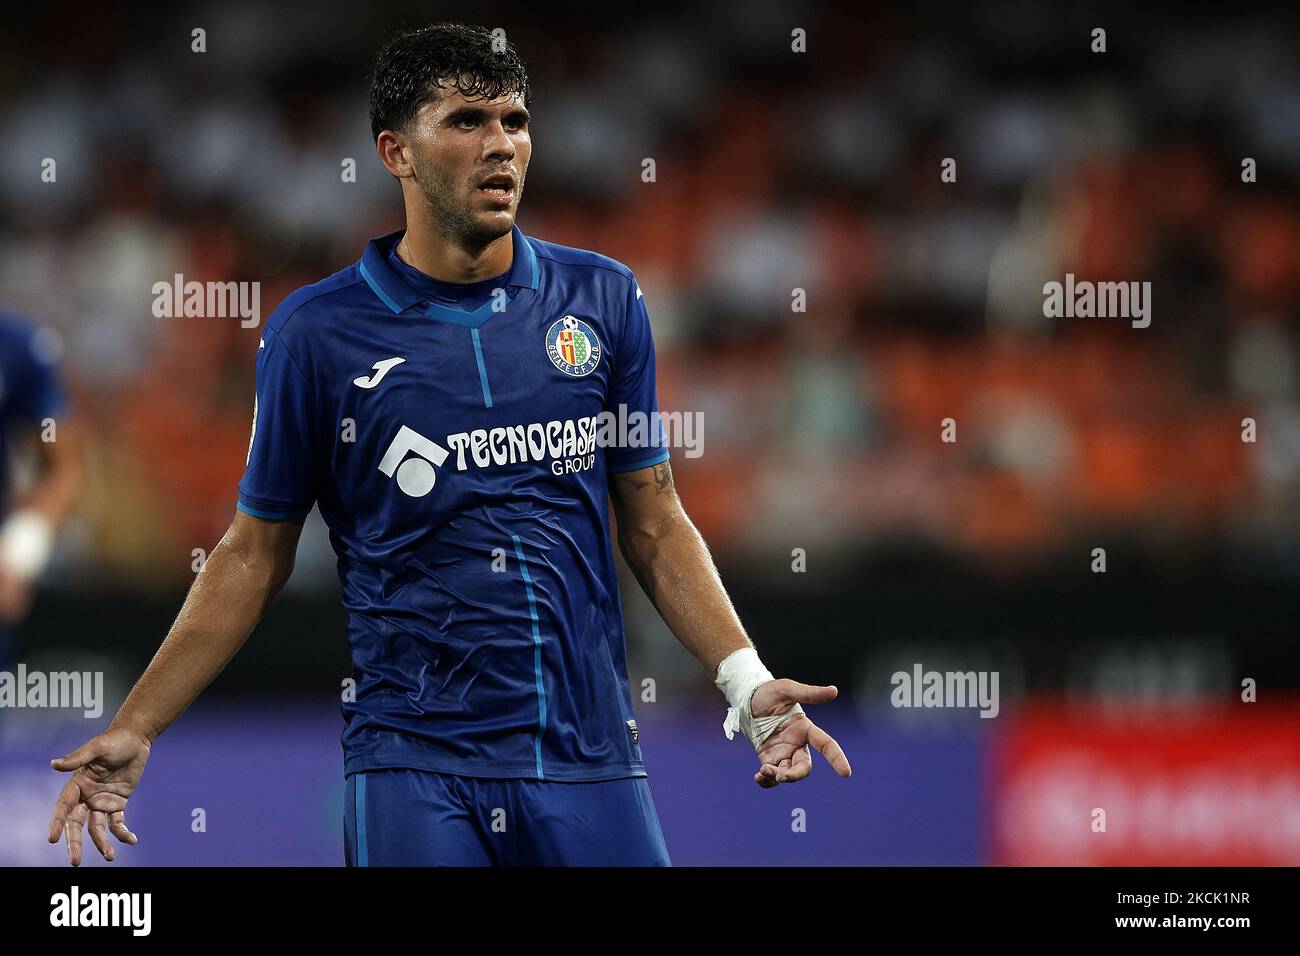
top-left (237, 499), bottom-right (311, 521)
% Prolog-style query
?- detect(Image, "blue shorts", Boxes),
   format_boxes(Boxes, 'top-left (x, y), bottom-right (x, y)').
top-left (343, 769), bottom-right (671, 866)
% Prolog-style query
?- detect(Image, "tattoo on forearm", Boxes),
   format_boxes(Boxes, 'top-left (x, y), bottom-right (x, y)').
top-left (613, 460), bottom-right (674, 495)
top-left (652, 461), bottom-right (672, 494)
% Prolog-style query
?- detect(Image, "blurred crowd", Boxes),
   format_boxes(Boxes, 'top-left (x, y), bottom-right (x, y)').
top-left (2, 1), bottom-right (1299, 594)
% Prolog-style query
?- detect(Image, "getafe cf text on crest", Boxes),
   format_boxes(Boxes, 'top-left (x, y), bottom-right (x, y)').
top-left (546, 315), bottom-right (602, 377)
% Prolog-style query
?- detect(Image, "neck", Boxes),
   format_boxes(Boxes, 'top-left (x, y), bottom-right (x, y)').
top-left (397, 208), bottom-right (513, 282)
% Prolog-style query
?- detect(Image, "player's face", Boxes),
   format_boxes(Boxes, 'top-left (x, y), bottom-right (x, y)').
top-left (405, 81), bottom-right (531, 246)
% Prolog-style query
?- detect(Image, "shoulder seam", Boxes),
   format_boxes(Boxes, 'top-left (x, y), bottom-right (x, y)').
top-left (269, 274), bottom-right (367, 382)
top-left (531, 246), bottom-right (635, 287)
top-left (275, 274), bottom-right (366, 336)
top-left (530, 246), bottom-right (639, 335)
top-left (263, 326), bottom-right (312, 387)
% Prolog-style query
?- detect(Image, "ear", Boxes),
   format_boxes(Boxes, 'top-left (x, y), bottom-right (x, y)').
top-left (375, 130), bottom-right (414, 178)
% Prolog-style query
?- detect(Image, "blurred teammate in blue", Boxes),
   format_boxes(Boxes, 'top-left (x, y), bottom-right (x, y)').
top-left (49, 22), bottom-right (851, 867)
top-left (0, 312), bottom-right (84, 666)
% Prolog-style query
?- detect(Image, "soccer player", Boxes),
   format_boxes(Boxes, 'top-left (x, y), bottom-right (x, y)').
top-left (0, 311), bottom-right (84, 656)
top-left (48, 22), bottom-right (851, 867)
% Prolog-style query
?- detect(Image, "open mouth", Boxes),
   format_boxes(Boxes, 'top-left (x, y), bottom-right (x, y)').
top-left (477, 174), bottom-right (515, 204)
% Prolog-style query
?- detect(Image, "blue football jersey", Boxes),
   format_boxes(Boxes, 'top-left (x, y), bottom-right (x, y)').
top-left (238, 225), bottom-right (669, 781)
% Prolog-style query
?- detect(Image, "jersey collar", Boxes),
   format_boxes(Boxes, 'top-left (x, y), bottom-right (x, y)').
top-left (359, 223), bottom-right (540, 316)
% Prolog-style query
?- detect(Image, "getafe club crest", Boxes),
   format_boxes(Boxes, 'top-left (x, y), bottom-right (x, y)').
top-left (545, 315), bottom-right (601, 377)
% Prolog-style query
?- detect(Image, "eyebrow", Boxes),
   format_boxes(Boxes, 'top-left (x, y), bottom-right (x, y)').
top-left (445, 106), bottom-right (530, 125)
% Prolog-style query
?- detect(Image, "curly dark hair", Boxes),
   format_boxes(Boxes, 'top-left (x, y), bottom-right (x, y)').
top-left (368, 22), bottom-right (531, 142)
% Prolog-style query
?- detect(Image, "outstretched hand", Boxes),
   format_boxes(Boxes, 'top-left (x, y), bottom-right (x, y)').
top-left (750, 679), bottom-right (852, 788)
top-left (48, 727), bottom-right (151, 865)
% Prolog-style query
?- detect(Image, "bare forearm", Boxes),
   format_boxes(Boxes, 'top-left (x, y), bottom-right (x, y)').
top-left (109, 522), bottom-right (294, 743)
top-left (619, 510), bottom-right (750, 677)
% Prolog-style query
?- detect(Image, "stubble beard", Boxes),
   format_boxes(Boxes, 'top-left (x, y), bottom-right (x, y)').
top-left (413, 155), bottom-right (520, 253)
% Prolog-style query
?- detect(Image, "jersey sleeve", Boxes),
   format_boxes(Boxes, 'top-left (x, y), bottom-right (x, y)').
top-left (236, 326), bottom-right (320, 520)
top-left (8, 326), bottom-right (68, 423)
top-left (603, 275), bottom-right (670, 475)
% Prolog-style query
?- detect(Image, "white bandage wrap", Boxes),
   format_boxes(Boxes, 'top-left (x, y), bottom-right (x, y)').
top-left (0, 509), bottom-right (55, 580)
top-left (714, 647), bottom-right (804, 750)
